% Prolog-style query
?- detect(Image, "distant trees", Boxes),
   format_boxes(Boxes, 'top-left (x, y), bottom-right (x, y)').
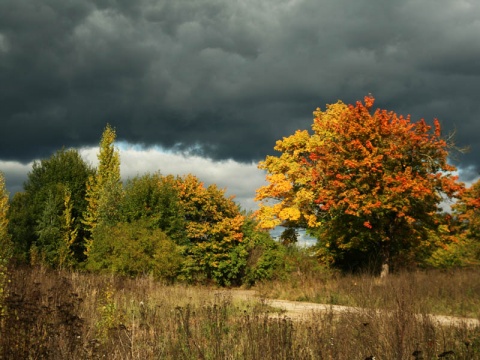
top-left (423, 177), bottom-right (480, 269)
top-left (78, 125), bottom-right (276, 285)
top-left (8, 148), bottom-right (94, 264)
top-left (121, 173), bottom-right (187, 244)
top-left (255, 96), bottom-right (464, 273)
top-left (88, 172), bottom-right (253, 285)
top-left (0, 125), bottom-right (305, 284)
top-left (5, 102), bottom-right (478, 283)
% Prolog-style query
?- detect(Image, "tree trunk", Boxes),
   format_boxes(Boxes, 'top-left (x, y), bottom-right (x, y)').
top-left (379, 241), bottom-right (390, 280)
top-left (380, 262), bottom-right (389, 279)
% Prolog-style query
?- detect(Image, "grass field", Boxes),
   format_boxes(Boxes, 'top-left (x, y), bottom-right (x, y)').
top-left (1, 266), bottom-right (479, 359)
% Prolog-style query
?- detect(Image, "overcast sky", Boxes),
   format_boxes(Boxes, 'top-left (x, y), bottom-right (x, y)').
top-left (1, 0), bottom-right (480, 214)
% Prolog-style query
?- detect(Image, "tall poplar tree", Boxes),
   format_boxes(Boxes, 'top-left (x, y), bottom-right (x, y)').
top-left (83, 124), bottom-right (123, 256)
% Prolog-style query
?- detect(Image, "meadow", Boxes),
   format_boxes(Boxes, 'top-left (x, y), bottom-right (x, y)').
top-left (1, 266), bottom-right (479, 359)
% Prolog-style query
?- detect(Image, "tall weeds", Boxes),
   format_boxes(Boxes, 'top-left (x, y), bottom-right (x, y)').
top-left (257, 268), bottom-right (480, 318)
top-left (0, 266), bottom-right (479, 359)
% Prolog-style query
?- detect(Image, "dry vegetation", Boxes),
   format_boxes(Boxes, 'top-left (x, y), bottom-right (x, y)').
top-left (256, 268), bottom-right (480, 319)
top-left (1, 266), bottom-right (480, 359)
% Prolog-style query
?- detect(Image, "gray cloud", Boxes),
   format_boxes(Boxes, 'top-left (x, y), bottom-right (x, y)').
top-left (1, 0), bottom-right (479, 174)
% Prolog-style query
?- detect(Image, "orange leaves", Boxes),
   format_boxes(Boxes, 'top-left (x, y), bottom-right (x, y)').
top-left (363, 221), bottom-right (373, 229)
top-left (433, 118), bottom-right (441, 137)
top-left (255, 95), bottom-right (464, 259)
top-left (364, 95), bottom-right (375, 109)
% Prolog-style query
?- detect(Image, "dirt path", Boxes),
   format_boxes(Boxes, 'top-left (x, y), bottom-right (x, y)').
top-left (225, 290), bottom-right (480, 328)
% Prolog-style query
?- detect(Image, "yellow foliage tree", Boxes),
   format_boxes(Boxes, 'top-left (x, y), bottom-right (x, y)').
top-left (169, 174), bottom-right (246, 285)
top-left (83, 124), bottom-right (123, 256)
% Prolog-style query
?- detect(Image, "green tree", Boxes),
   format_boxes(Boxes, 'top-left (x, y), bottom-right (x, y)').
top-left (33, 188), bottom-right (63, 266)
top-left (240, 215), bottom-right (289, 285)
top-left (6, 192), bottom-right (31, 261)
top-left (83, 124), bottom-right (123, 256)
top-left (121, 173), bottom-right (187, 244)
top-left (31, 186), bottom-right (78, 268)
top-left (255, 96), bottom-right (463, 274)
top-left (8, 149), bottom-right (93, 263)
top-left (86, 220), bottom-right (183, 281)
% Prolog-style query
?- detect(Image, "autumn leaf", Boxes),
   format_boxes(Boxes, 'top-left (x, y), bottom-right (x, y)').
top-left (255, 96), bottom-right (464, 271)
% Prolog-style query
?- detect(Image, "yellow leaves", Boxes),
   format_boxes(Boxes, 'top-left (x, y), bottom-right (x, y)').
top-left (254, 205), bottom-right (282, 230)
top-left (274, 129), bottom-right (311, 153)
top-left (83, 124), bottom-right (123, 249)
top-left (305, 214), bottom-right (320, 228)
top-left (296, 188), bottom-right (315, 203)
top-left (312, 101), bottom-right (348, 130)
top-left (174, 173), bottom-right (245, 245)
top-left (279, 207), bottom-right (301, 221)
top-left (255, 173), bottom-right (292, 201)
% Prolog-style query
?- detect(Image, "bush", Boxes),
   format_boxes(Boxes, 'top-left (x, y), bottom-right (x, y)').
top-left (86, 220), bottom-right (183, 281)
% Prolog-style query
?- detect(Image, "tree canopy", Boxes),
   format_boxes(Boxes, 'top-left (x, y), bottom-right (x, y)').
top-left (8, 148), bottom-right (93, 263)
top-left (255, 96), bottom-right (464, 272)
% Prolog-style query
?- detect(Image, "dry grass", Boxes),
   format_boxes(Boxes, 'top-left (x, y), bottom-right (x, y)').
top-left (255, 268), bottom-right (480, 319)
top-left (1, 266), bottom-right (479, 359)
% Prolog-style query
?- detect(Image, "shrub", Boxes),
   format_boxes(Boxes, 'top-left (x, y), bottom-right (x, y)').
top-left (86, 220), bottom-right (183, 281)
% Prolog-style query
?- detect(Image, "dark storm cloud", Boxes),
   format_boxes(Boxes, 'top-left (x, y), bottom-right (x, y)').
top-left (1, 0), bottom-right (479, 173)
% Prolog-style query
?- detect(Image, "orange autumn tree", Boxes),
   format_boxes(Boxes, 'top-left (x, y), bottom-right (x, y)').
top-left (255, 96), bottom-right (463, 273)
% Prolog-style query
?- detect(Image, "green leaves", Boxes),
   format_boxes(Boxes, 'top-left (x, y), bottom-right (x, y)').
top-left (8, 149), bottom-right (93, 264)
top-left (86, 220), bottom-right (183, 281)
top-left (4, 125), bottom-right (280, 286)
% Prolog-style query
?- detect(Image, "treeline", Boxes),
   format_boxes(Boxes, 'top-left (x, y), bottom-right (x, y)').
top-left (0, 125), bottom-right (297, 286)
top-left (2, 96), bottom-right (480, 283)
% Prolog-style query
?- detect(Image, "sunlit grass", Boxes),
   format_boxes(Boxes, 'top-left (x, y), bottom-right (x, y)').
top-left (1, 266), bottom-right (479, 359)
top-left (255, 268), bottom-right (480, 319)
